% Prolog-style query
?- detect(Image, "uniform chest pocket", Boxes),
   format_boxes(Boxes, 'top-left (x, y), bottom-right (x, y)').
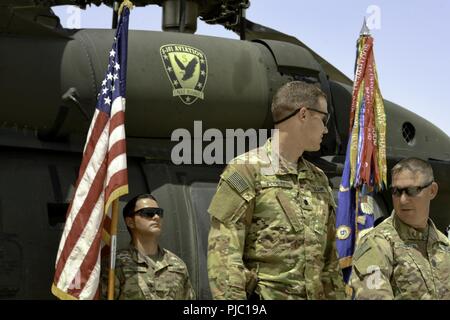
top-left (276, 191), bottom-right (302, 232)
top-left (433, 245), bottom-right (450, 292)
top-left (393, 244), bottom-right (430, 297)
top-left (306, 185), bottom-right (332, 208)
top-left (302, 186), bottom-right (330, 236)
top-left (155, 265), bottom-right (186, 299)
top-left (259, 178), bottom-right (300, 232)
top-left (121, 265), bottom-right (147, 278)
top-left (120, 265), bottom-right (152, 299)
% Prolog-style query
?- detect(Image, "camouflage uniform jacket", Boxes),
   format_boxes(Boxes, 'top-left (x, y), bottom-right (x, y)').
top-left (350, 213), bottom-right (450, 299)
top-left (207, 139), bottom-right (346, 300)
top-left (102, 244), bottom-right (195, 300)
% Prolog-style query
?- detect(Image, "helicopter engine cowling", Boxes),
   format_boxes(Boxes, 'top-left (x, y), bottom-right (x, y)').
top-left (0, 30), bottom-right (324, 141)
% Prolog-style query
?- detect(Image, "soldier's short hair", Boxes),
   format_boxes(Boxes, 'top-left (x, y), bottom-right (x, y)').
top-left (122, 194), bottom-right (159, 235)
top-left (123, 193), bottom-right (158, 218)
top-left (271, 81), bottom-right (326, 124)
top-left (391, 157), bottom-right (434, 183)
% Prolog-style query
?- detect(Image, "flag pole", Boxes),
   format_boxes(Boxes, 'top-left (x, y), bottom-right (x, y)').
top-left (107, 199), bottom-right (120, 300)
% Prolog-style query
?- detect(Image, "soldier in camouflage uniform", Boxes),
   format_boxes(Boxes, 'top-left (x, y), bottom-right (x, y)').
top-left (350, 158), bottom-right (450, 299)
top-left (207, 81), bottom-right (346, 300)
top-left (102, 194), bottom-right (195, 300)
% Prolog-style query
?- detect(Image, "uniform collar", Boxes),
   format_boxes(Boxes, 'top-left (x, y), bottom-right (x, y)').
top-left (427, 219), bottom-right (450, 246)
top-left (128, 243), bottom-right (166, 266)
top-left (264, 138), bottom-right (310, 176)
top-left (392, 211), bottom-right (437, 241)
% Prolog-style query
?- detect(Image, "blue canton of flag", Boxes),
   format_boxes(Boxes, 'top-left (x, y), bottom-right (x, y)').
top-left (97, 21), bottom-right (128, 116)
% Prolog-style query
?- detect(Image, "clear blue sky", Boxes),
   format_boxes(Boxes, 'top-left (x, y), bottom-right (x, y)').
top-left (53, 1), bottom-right (450, 137)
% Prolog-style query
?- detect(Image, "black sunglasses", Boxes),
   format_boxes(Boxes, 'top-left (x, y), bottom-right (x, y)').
top-left (306, 107), bottom-right (330, 126)
top-left (133, 207), bottom-right (164, 218)
top-left (273, 106), bottom-right (330, 126)
top-left (390, 181), bottom-right (433, 197)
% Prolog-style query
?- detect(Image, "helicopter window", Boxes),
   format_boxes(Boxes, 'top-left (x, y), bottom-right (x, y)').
top-left (402, 122), bottom-right (416, 146)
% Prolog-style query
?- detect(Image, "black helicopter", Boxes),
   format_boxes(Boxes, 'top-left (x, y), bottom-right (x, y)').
top-left (0, 0), bottom-right (449, 299)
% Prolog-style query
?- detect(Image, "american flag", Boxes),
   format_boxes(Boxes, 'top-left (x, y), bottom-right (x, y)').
top-left (51, 7), bottom-right (130, 300)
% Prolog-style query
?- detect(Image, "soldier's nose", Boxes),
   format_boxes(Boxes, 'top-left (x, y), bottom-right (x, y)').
top-left (400, 193), bottom-right (409, 203)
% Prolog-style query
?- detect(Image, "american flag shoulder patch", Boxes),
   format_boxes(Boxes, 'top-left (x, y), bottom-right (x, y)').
top-left (225, 171), bottom-right (249, 194)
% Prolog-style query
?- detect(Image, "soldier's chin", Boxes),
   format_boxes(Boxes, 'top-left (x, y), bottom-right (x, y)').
top-left (306, 144), bottom-right (321, 152)
top-left (149, 228), bottom-right (162, 236)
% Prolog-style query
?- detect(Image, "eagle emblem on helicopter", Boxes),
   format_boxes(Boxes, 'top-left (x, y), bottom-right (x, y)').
top-left (160, 44), bottom-right (208, 105)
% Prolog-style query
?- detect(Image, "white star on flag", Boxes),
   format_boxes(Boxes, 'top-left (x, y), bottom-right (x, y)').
top-left (104, 96), bottom-right (111, 105)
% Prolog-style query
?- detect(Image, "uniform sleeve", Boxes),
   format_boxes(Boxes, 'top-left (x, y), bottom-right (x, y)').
top-left (207, 165), bottom-right (255, 300)
top-left (349, 234), bottom-right (394, 300)
top-left (321, 198), bottom-right (347, 300)
top-left (183, 267), bottom-right (196, 300)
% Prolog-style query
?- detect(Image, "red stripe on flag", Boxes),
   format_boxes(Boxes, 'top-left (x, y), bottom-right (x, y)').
top-left (67, 220), bottom-right (104, 299)
top-left (104, 169), bottom-right (128, 203)
top-left (65, 113), bottom-right (109, 218)
top-left (107, 139), bottom-right (127, 167)
top-left (109, 110), bottom-right (125, 134)
top-left (75, 112), bottom-right (109, 190)
top-left (53, 157), bottom-right (108, 286)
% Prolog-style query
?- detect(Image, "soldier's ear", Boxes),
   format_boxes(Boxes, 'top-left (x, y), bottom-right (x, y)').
top-left (125, 216), bottom-right (135, 229)
top-left (429, 182), bottom-right (438, 200)
top-left (299, 106), bottom-right (308, 120)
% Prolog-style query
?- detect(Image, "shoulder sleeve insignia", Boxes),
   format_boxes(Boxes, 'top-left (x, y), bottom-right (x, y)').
top-left (226, 171), bottom-right (249, 194)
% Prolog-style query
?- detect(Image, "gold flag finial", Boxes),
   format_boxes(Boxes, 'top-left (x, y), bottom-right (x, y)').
top-left (118, 0), bottom-right (134, 17)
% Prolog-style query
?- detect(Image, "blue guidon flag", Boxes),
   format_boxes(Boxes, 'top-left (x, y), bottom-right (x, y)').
top-left (51, 5), bottom-right (131, 300)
